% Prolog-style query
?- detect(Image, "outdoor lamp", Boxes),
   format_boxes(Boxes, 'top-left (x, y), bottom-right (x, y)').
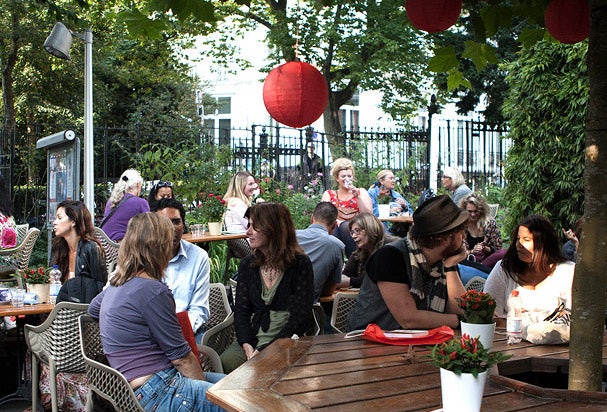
top-left (44, 22), bottom-right (95, 221)
top-left (262, 61), bottom-right (329, 129)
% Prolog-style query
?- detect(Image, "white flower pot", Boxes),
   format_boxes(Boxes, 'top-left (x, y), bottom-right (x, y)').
top-left (440, 368), bottom-right (487, 412)
top-left (28, 283), bottom-right (50, 304)
top-left (460, 322), bottom-right (496, 350)
top-left (207, 222), bottom-right (222, 236)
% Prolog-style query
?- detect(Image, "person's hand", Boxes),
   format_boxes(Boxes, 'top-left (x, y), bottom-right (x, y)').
top-left (472, 242), bottom-right (484, 254)
top-left (562, 228), bottom-right (579, 248)
top-left (444, 243), bottom-right (468, 267)
top-left (243, 343), bottom-right (259, 360)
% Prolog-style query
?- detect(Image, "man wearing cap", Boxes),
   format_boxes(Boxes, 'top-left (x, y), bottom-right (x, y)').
top-left (299, 141), bottom-right (323, 188)
top-left (346, 195), bottom-right (468, 331)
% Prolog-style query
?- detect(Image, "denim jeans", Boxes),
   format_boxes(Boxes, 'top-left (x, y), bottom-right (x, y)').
top-left (134, 367), bottom-right (226, 412)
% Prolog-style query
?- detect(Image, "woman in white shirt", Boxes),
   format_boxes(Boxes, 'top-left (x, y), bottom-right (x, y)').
top-left (484, 214), bottom-right (574, 323)
top-left (222, 171), bottom-right (258, 233)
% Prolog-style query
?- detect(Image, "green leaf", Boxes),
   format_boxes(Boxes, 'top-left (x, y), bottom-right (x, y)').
top-left (462, 41), bottom-right (497, 72)
top-left (519, 28), bottom-right (546, 49)
top-left (428, 46), bottom-right (459, 72)
top-left (447, 69), bottom-right (471, 91)
top-left (116, 9), bottom-right (166, 39)
top-left (481, 5), bottom-right (512, 37)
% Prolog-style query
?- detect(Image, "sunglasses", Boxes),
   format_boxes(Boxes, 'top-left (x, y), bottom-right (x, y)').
top-left (154, 181), bottom-right (173, 190)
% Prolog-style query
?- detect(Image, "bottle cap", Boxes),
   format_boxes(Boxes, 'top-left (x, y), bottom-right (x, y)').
top-left (511, 289), bottom-right (519, 297)
top-left (52, 264), bottom-right (59, 269)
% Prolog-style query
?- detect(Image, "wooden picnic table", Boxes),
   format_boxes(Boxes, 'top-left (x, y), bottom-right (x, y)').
top-left (378, 215), bottom-right (413, 224)
top-left (207, 329), bottom-right (607, 411)
top-left (318, 288), bottom-right (359, 304)
top-left (0, 302), bottom-right (55, 317)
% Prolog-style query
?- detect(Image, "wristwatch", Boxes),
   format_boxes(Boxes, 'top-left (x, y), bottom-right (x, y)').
top-left (443, 265), bottom-right (459, 273)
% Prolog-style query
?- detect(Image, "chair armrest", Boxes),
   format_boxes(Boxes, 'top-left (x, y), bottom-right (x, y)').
top-left (202, 312), bottom-right (235, 356)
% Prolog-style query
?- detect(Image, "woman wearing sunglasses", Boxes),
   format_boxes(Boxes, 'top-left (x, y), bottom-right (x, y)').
top-left (148, 180), bottom-right (174, 207)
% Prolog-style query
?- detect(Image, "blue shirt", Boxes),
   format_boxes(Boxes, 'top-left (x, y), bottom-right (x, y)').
top-left (163, 239), bottom-right (210, 334)
top-left (296, 224), bottom-right (345, 302)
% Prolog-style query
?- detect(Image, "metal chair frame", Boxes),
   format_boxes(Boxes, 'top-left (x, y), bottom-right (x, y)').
top-left (465, 276), bottom-right (486, 292)
top-left (330, 292), bottom-right (359, 333)
top-left (0, 227), bottom-right (41, 273)
top-left (24, 302), bottom-right (90, 412)
top-left (93, 227), bottom-right (120, 274)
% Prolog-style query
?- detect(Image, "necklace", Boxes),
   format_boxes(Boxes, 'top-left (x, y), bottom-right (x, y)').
top-left (262, 266), bottom-right (280, 283)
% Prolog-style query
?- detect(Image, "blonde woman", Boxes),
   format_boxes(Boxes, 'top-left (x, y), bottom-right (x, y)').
top-left (101, 169), bottom-right (149, 241)
top-left (89, 213), bottom-right (225, 412)
top-left (222, 171), bottom-right (258, 233)
top-left (459, 193), bottom-right (504, 268)
top-left (441, 166), bottom-right (472, 206)
top-left (321, 158), bottom-right (372, 256)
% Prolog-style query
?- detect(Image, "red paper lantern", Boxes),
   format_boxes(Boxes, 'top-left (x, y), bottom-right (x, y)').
top-left (545, 0), bottom-right (589, 44)
top-left (405, 0), bottom-right (462, 33)
top-left (262, 61), bottom-right (329, 128)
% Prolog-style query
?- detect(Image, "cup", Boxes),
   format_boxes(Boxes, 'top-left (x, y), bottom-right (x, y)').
top-left (11, 288), bottom-right (25, 308)
top-left (191, 224), bottom-right (203, 237)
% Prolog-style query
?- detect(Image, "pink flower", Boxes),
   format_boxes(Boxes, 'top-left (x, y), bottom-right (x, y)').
top-left (288, 184), bottom-right (294, 190)
top-left (276, 189), bottom-right (281, 195)
top-left (1, 228), bottom-right (17, 248)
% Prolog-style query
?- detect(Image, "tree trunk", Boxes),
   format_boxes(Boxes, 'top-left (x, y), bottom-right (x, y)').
top-left (569, 0), bottom-right (607, 391)
top-left (1, 4), bottom-right (19, 129)
top-left (323, 93), bottom-right (347, 158)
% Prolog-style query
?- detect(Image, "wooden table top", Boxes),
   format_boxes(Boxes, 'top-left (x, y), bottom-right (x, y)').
top-left (207, 330), bottom-right (607, 411)
top-left (379, 215), bottom-right (413, 223)
top-left (183, 232), bottom-right (248, 243)
top-left (318, 288), bottom-right (359, 303)
top-left (0, 303), bottom-right (54, 317)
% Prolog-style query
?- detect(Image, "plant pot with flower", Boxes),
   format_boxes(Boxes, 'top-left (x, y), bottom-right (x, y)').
top-left (430, 334), bottom-right (511, 412)
top-left (189, 192), bottom-right (227, 236)
top-left (457, 290), bottom-right (497, 350)
top-left (14, 266), bottom-right (50, 303)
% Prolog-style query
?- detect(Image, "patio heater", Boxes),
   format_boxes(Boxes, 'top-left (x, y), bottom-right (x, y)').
top-left (43, 22), bottom-right (95, 222)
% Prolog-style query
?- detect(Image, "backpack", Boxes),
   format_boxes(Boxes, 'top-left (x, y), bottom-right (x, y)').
top-left (56, 272), bottom-right (104, 304)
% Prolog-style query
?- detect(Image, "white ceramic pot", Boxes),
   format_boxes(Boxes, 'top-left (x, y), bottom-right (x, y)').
top-left (440, 368), bottom-right (487, 412)
top-left (28, 283), bottom-right (50, 304)
top-left (207, 222), bottom-right (222, 236)
top-left (460, 322), bottom-right (496, 351)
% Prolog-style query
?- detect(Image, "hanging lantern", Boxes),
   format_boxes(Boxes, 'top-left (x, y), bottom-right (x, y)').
top-left (545, 0), bottom-right (589, 44)
top-left (405, 0), bottom-right (462, 33)
top-left (262, 61), bottom-right (329, 128)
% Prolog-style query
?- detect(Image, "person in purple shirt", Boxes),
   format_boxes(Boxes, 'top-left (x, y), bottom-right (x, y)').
top-left (89, 212), bottom-right (225, 412)
top-left (101, 169), bottom-right (150, 241)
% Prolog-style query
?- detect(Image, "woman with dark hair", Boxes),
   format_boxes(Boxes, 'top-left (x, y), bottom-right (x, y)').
top-left (51, 200), bottom-right (107, 285)
top-left (89, 213), bottom-right (225, 412)
top-left (484, 215), bottom-right (574, 320)
top-left (147, 180), bottom-right (174, 206)
top-left (343, 213), bottom-right (397, 288)
top-left (0, 175), bottom-right (17, 249)
top-left (220, 202), bottom-right (313, 373)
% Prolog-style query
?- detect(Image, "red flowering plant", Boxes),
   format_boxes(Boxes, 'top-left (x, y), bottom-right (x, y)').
top-left (189, 193), bottom-right (227, 223)
top-left (430, 334), bottom-right (511, 377)
top-left (457, 290), bottom-right (497, 324)
top-left (13, 266), bottom-right (50, 284)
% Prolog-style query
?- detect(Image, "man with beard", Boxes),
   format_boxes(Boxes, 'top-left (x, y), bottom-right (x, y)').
top-left (346, 195), bottom-right (468, 332)
top-left (152, 198), bottom-right (210, 343)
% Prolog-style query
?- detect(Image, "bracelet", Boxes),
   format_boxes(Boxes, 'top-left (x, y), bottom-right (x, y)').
top-left (443, 265), bottom-right (459, 273)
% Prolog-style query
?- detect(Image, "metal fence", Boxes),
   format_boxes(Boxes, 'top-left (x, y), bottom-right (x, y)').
top-left (1, 119), bottom-right (511, 223)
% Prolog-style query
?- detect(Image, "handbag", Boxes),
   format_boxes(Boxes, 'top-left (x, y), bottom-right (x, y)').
top-left (523, 301), bottom-right (571, 345)
top-left (346, 323), bottom-right (454, 346)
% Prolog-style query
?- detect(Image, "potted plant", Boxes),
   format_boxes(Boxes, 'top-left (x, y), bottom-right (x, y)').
top-left (457, 290), bottom-right (497, 350)
top-left (430, 334), bottom-right (511, 412)
top-left (13, 266), bottom-right (51, 303)
top-left (189, 192), bottom-right (227, 235)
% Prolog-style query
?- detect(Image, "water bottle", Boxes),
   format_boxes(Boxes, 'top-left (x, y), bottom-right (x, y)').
top-left (49, 265), bottom-right (62, 304)
top-left (506, 289), bottom-right (523, 344)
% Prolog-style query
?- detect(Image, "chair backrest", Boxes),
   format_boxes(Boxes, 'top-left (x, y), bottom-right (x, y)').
top-left (222, 238), bottom-right (251, 284)
top-left (94, 227), bottom-right (120, 274)
top-left (465, 276), bottom-right (486, 292)
top-left (16, 223), bottom-right (29, 244)
top-left (330, 292), bottom-right (359, 333)
top-left (24, 301), bottom-right (90, 373)
top-left (79, 315), bottom-right (145, 412)
top-left (197, 344), bottom-right (224, 374)
top-left (488, 204), bottom-right (499, 219)
top-left (0, 227), bottom-right (40, 271)
top-left (208, 283), bottom-right (232, 329)
top-left (202, 312), bottom-right (235, 356)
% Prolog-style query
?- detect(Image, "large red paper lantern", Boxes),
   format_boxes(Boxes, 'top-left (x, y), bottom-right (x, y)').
top-left (545, 0), bottom-right (589, 44)
top-left (405, 0), bottom-right (462, 33)
top-left (263, 61), bottom-right (329, 128)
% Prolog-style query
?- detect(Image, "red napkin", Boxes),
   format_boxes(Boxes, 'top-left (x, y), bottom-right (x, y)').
top-left (362, 324), bottom-right (454, 346)
top-left (176, 311), bottom-right (200, 358)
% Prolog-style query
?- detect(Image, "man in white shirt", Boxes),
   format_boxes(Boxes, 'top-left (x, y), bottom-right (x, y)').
top-left (152, 198), bottom-right (210, 343)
